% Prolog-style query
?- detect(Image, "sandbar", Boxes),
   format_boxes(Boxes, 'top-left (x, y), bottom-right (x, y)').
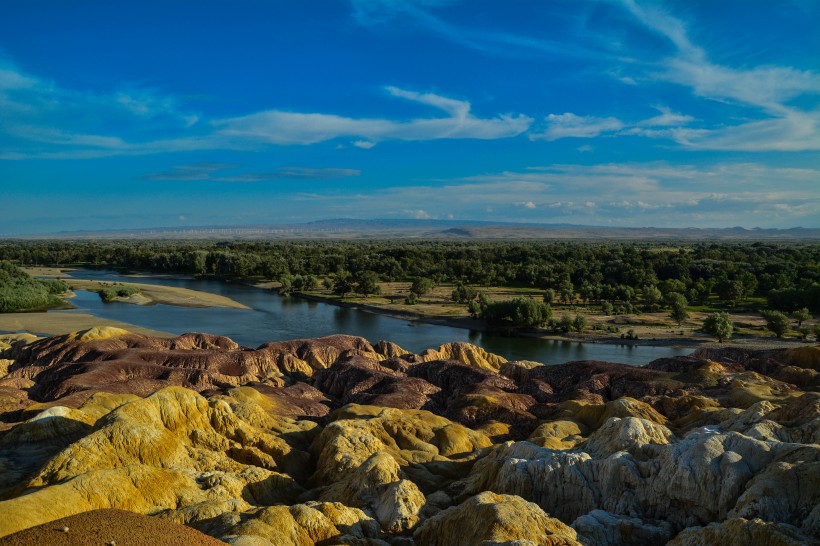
top-left (0, 312), bottom-right (173, 338)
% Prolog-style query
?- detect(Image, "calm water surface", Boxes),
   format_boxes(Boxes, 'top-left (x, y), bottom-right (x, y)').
top-left (53, 270), bottom-right (690, 365)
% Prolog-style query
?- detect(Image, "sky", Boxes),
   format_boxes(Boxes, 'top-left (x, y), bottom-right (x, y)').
top-left (1, 0), bottom-right (818, 234)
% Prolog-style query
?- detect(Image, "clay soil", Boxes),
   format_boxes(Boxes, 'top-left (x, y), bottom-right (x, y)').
top-left (0, 509), bottom-right (224, 546)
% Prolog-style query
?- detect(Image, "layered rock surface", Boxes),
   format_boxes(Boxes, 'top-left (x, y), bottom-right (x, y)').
top-left (0, 328), bottom-right (817, 545)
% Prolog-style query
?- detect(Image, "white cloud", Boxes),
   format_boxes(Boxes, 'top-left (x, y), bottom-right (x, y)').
top-left (531, 113), bottom-right (624, 140)
top-left (638, 106), bottom-right (694, 127)
top-left (404, 209), bottom-right (432, 219)
top-left (670, 111), bottom-right (820, 151)
top-left (291, 161), bottom-right (818, 227)
top-left (0, 58), bottom-right (531, 158)
top-left (610, 0), bottom-right (820, 151)
top-left (662, 58), bottom-right (820, 114)
top-left (214, 87), bottom-right (531, 145)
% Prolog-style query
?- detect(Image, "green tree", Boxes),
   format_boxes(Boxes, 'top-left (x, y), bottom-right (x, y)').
top-left (703, 311), bottom-right (733, 342)
top-left (669, 293), bottom-right (689, 325)
top-left (354, 270), bottom-right (380, 297)
top-left (792, 307), bottom-right (811, 327)
top-left (660, 279), bottom-right (686, 300)
top-left (718, 279), bottom-right (745, 306)
top-left (762, 310), bottom-right (790, 338)
top-left (559, 279), bottom-right (575, 304)
top-left (332, 272), bottom-right (354, 297)
top-left (452, 283), bottom-right (477, 303)
top-left (558, 313), bottom-right (574, 333)
top-left (410, 277), bottom-right (435, 297)
top-left (543, 288), bottom-right (555, 304)
top-left (600, 301), bottom-right (614, 316)
top-left (480, 297), bottom-right (551, 329)
top-left (278, 274), bottom-right (293, 295)
top-left (642, 285), bottom-right (662, 310)
top-left (573, 314), bottom-right (588, 333)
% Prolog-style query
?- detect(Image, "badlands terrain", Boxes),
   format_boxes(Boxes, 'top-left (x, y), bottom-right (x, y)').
top-left (0, 328), bottom-right (817, 545)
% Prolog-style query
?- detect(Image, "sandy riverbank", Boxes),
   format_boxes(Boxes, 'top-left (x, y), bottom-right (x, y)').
top-left (0, 312), bottom-right (173, 338)
top-left (66, 279), bottom-right (250, 309)
top-left (23, 267), bottom-right (249, 309)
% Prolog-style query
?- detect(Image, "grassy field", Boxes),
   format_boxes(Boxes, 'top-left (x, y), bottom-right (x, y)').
top-left (298, 280), bottom-right (812, 345)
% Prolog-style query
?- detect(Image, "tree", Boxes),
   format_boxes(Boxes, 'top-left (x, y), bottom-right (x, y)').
top-left (480, 297), bottom-right (551, 329)
top-left (688, 278), bottom-right (714, 306)
top-left (354, 270), bottom-right (380, 297)
top-left (558, 313), bottom-right (574, 333)
top-left (792, 307), bottom-right (811, 327)
top-left (642, 285), bottom-right (662, 310)
top-left (660, 279), bottom-right (686, 299)
top-left (543, 288), bottom-right (555, 304)
top-left (452, 283), bottom-right (477, 303)
top-left (600, 301), bottom-right (614, 316)
top-left (559, 279), bottom-right (575, 304)
top-left (703, 312), bottom-right (733, 342)
top-left (332, 272), bottom-right (354, 297)
top-left (410, 277), bottom-right (435, 298)
top-left (762, 310), bottom-right (790, 338)
top-left (573, 314), bottom-right (588, 333)
top-left (669, 293), bottom-right (689, 325)
top-left (278, 274), bottom-right (293, 295)
top-left (717, 279), bottom-right (745, 306)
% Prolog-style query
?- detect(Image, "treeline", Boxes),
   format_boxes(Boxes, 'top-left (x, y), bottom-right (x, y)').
top-left (0, 261), bottom-right (69, 312)
top-left (1, 240), bottom-right (818, 312)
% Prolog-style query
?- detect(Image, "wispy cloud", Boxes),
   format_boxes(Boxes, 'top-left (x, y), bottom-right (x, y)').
top-left (219, 168), bottom-right (362, 182)
top-left (141, 163), bottom-right (240, 181)
top-left (0, 58), bottom-right (531, 159)
top-left (531, 107), bottom-right (695, 142)
top-left (637, 106), bottom-right (694, 127)
top-left (531, 113), bottom-right (624, 141)
top-left (143, 163), bottom-right (361, 182)
top-left (607, 0), bottom-right (820, 150)
top-left (350, 0), bottom-right (616, 61)
top-left (339, 162), bottom-right (820, 227)
top-left (213, 86), bottom-right (531, 146)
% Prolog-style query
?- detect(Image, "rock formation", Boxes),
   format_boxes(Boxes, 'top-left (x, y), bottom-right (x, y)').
top-left (0, 328), bottom-right (817, 545)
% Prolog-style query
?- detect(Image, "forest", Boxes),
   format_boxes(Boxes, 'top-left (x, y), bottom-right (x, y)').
top-left (1, 240), bottom-right (818, 315)
top-left (0, 261), bottom-right (69, 312)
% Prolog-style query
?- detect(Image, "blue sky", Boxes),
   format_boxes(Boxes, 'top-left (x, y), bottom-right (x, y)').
top-left (1, 0), bottom-right (818, 234)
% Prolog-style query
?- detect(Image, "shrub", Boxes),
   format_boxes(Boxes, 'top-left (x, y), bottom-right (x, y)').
top-left (702, 311), bottom-right (733, 342)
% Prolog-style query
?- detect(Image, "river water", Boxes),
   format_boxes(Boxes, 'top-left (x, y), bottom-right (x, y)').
top-left (52, 270), bottom-right (690, 365)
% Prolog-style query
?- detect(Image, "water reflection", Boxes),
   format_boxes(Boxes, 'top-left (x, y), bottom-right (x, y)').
top-left (56, 270), bottom-right (690, 365)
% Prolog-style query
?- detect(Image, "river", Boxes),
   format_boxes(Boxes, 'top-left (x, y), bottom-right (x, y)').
top-left (52, 270), bottom-right (690, 365)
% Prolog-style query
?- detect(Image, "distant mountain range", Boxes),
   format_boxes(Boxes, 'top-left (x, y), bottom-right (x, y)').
top-left (13, 218), bottom-right (820, 241)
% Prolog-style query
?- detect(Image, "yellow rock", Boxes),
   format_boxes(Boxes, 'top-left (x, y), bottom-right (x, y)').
top-left (223, 502), bottom-right (383, 546)
top-left (667, 517), bottom-right (816, 546)
top-left (475, 421), bottom-right (514, 443)
top-left (319, 451), bottom-right (425, 533)
top-left (528, 420), bottom-right (587, 450)
top-left (313, 404), bottom-right (491, 489)
top-left (781, 346), bottom-right (820, 371)
top-left (413, 491), bottom-right (582, 546)
top-left (728, 372), bottom-right (803, 408)
top-left (418, 342), bottom-right (507, 372)
top-left (65, 326), bottom-right (131, 342)
top-left (558, 397), bottom-right (667, 430)
top-left (0, 358), bottom-right (13, 379)
top-left (0, 465), bottom-right (206, 537)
